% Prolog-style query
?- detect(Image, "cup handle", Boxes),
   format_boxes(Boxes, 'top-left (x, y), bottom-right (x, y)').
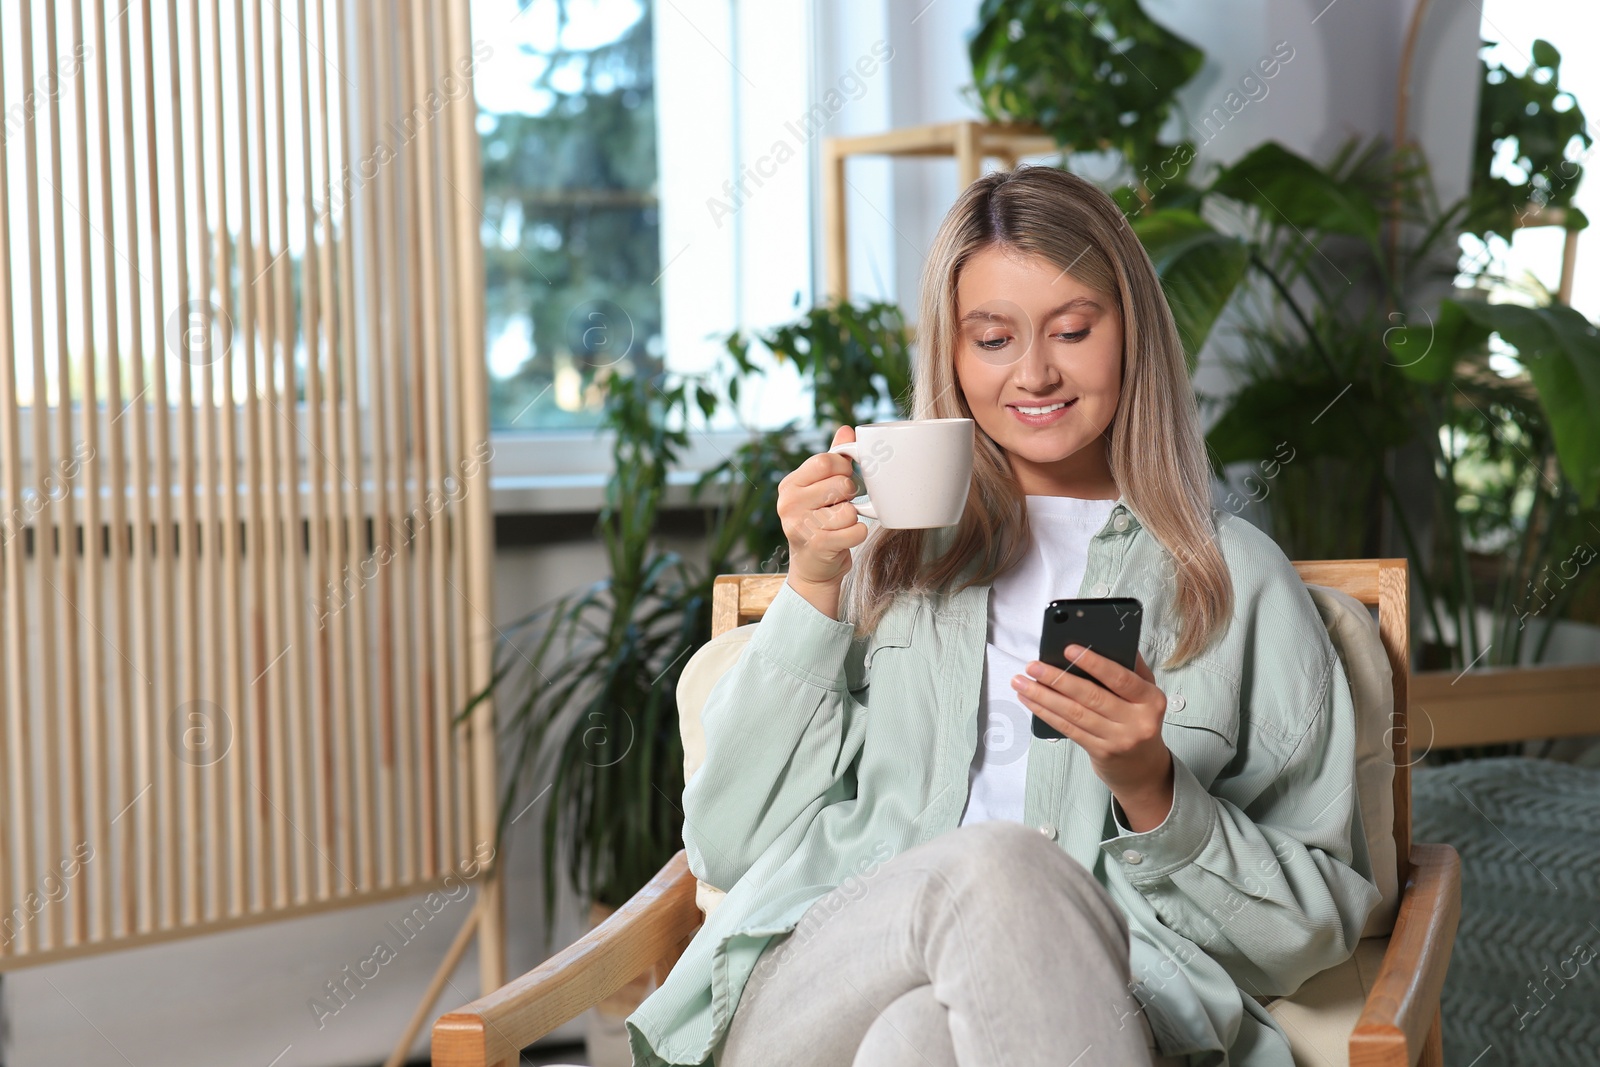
top-left (827, 441), bottom-right (877, 521)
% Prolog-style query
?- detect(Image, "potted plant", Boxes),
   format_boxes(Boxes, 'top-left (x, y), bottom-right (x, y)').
top-left (464, 296), bottom-right (910, 1064)
top-left (1123, 43), bottom-right (1600, 718)
top-left (966, 0), bottom-right (1204, 180)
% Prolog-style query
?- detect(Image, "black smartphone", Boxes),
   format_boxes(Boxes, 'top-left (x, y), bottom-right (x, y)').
top-left (1030, 597), bottom-right (1144, 740)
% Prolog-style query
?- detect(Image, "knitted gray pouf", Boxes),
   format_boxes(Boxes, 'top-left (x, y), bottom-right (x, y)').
top-left (1412, 757), bottom-right (1600, 1067)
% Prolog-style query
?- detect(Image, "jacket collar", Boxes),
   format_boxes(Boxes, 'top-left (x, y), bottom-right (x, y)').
top-left (1105, 492), bottom-right (1144, 534)
top-left (938, 491), bottom-right (1143, 588)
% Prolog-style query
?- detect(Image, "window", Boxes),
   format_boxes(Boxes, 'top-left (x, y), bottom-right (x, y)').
top-left (472, 0), bottom-right (663, 432)
top-left (474, 0), bottom-right (820, 492)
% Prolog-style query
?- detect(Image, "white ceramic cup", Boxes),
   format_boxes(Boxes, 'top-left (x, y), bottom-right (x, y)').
top-left (827, 418), bottom-right (974, 529)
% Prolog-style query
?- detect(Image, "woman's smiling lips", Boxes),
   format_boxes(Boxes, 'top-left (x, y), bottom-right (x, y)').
top-left (1006, 397), bottom-right (1077, 426)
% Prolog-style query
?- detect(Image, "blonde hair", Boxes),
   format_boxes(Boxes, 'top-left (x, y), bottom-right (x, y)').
top-left (838, 165), bottom-right (1231, 670)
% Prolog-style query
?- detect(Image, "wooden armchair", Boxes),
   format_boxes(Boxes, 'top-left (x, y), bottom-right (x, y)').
top-left (434, 560), bottom-right (1461, 1067)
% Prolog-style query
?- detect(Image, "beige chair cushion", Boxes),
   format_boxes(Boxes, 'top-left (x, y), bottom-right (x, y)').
top-left (1265, 935), bottom-right (1390, 1066)
top-left (678, 623), bottom-right (762, 920)
top-left (1303, 584), bottom-right (1399, 939)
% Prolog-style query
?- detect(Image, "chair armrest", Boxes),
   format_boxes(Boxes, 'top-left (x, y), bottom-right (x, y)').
top-left (1349, 842), bottom-right (1462, 1067)
top-left (433, 851), bottom-right (703, 1067)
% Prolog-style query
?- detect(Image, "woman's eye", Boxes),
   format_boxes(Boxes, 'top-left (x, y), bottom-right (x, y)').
top-left (970, 328), bottom-right (1086, 350)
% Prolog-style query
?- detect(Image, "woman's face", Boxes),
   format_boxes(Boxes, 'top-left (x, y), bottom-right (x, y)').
top-left (953, 244), bottom-right (1124, 498)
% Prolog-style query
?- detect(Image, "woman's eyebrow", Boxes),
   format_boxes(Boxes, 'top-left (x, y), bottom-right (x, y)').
top-left (957, 297), bottom-right (1103, 325)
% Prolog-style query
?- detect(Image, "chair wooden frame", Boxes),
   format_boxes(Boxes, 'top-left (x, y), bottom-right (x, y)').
top-left (434, 560), bottom-right (1461, 1067)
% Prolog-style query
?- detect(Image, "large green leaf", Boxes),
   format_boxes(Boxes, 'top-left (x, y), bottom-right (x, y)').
top-left (1454, 300), bottom-right (1600, 505)
top-left (1211, 142), bottom-right (1383, 240)
top-left (1385, 300), bottom-right (1491, 384)
top-left (1133, 209), bottom-right (1248, 372)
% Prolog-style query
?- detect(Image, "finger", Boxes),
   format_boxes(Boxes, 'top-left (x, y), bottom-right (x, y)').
top-left (1024, 655), bottom-right (1115, 707)
top-left (1018, 692), bottom-right (1093, 752)
top-left (790, 503), bottom-right (858, 545)
top-left (804, 524), bottom-right (869, 554)
top-left (1054, 642), bottom-right (1142, 701)
top-left (788, 434), bottom-right (858, 486)
top-left (1012, 677), bottom-right (1113, 741)
top-left (803, 474), bottom-right (860, 510)
top-left (1016, 691), bottom-right (1115, 757)
top-left (1134, 650), bottom-right (1155, 684)
top-left (806, 501), bottom-right (863, 533)
top-left (791, 450), bottom-right (855, 488)
top-left (783, 476), bottom-right (855, 526)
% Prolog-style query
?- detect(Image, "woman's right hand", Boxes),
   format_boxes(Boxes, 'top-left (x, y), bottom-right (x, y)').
top-left (777, 425), bottom-right (870, 608)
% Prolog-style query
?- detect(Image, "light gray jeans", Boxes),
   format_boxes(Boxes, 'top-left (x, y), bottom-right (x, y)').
top-left (713, 819), bottom-right (1167, 1067)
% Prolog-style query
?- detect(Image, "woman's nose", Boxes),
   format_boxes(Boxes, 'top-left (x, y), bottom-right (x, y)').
top-left (1011, 322), bottom-right (1057, 390)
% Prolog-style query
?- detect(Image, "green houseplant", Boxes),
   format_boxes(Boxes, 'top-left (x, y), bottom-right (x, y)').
top-left (960, 0), bottom-right (1600, 675)
top-left (1123, 42), bottom-right (1600, 673)
top-left (963, 1), bottom-right (1600, 672)
top-left (966, 0), bottom-right (1204, 178)
top-left (466, 296), bottom-right (912, 934)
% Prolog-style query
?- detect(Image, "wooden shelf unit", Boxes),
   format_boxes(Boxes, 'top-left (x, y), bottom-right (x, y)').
top-left (821, 119), bottom-right (1061, 300)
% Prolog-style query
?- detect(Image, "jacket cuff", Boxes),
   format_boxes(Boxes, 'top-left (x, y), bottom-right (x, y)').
top-left (1100, 755), bottom-right (1216, 883)
top-left (743, 579), bottom-right (857, 690)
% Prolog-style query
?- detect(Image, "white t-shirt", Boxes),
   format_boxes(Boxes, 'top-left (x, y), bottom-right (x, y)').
top-left (958, 494), bottom-right (1117, 827)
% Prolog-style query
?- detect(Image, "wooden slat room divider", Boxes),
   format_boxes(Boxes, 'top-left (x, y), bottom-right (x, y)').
top-left (0, 0), bottom-right (503, 1032)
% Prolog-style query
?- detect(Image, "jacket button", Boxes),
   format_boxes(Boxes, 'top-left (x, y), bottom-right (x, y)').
top-left (1038, 823), bottom-right (1058, 840)
top-left (1113, 512), bottom-right (1129, 532)
top-left (1169, 693), bottom-right (1185, 713)
top-left (1122, 849), bottom-right (1144, 865)
top-left (1090, 582), bottom-right (1111, 598)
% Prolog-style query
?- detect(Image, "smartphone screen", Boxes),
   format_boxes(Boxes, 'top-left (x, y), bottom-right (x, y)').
top-left (1031, 597), bottom-right (1144, 740)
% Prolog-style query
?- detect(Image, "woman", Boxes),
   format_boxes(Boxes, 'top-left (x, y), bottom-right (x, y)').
top-left (625, 165), bottom-right (1382, 1067)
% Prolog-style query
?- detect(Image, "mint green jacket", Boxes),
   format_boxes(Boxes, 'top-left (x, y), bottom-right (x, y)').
top-left (626, 497), bottom-right (1382, 1066)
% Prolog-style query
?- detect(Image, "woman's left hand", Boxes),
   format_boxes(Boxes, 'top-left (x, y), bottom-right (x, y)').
top-left (1011, 645), bottom-right (1175, 832)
